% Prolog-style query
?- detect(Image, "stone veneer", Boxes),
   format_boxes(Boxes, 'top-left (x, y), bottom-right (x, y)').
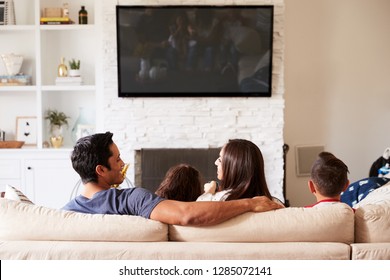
top-left (101, 0), bottom-right (285, 201)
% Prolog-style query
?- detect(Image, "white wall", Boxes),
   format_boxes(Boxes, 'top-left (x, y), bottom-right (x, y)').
top-left (284, 0), bottom-right (390, 206)
top-left (100, 0), bottom-right (286, 201)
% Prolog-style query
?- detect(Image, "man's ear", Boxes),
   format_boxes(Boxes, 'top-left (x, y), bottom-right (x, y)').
top-left (95, 165), bottom-right (106, 177)
top-left (308, 180), bottom-right (316, 194)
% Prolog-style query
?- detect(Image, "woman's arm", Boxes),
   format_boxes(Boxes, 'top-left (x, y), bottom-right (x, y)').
top-left (150, 196), bottom-right (283, 226)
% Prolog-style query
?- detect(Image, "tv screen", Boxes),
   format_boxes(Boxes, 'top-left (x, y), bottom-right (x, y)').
top-left (116, 5), bottom-right (274, 97)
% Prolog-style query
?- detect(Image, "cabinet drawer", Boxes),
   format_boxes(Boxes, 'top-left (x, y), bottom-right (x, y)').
top-left (0, 160), bottom-right (21, 179)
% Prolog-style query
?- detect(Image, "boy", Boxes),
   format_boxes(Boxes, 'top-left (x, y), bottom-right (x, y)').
top-left (305, 151), bottom-right (349, 208)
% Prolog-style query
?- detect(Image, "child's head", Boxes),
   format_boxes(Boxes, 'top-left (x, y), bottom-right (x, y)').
top-left (309, 151), bottom-right (349, 199)
top-left (155, 164), bottom-right (202, 201)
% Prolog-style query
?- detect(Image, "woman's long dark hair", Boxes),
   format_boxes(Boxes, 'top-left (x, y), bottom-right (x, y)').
top-left (220, 139), bottom-right (272, 200)
top-left (155, 164), bottom-right (203, 202)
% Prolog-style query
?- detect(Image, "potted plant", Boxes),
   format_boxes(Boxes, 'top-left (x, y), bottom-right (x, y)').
top-left (45, 109), bottom-right (70, 148)
top-left (68, 59), bottom-right (81, 77)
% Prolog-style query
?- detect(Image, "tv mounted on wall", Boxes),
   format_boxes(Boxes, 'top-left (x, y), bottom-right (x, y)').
top-left (116, 5), bottom-right (274, 97)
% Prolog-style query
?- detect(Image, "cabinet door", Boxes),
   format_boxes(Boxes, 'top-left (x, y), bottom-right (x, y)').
top-left (24, 159), bottom-right (80, 209)
top-left (0, 159), bottom-right (22, 192)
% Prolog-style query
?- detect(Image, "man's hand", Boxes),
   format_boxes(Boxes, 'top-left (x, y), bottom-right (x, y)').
top-left (250, 196), bottom-right (285, 212)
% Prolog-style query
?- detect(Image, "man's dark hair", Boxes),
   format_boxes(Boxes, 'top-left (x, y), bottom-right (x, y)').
top-left (71, 132), bottom-right (114, 184)
top-left (311, 151), bottom-right (349, 197)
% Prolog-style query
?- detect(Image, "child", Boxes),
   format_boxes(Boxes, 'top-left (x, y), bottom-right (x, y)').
top-left (305, 151), bottom-right (350, 208)
top-left (155, 164), bottom-right (202, 202)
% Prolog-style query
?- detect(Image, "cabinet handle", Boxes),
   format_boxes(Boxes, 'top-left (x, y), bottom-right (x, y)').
top-left (27, 167), bottom-right (32, 170)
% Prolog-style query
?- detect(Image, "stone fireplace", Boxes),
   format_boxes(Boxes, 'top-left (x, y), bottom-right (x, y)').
top-left (101, 0), bottom-right (285, 202)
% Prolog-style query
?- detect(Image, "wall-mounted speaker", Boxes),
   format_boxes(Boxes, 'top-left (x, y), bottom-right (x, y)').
top-left (295, 145), bottom-right (324, 176)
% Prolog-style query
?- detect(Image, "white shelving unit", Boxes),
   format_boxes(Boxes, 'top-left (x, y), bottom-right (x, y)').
top-left (0, 0), bottom-right (102, 148)
top-left (0, 0), bottom-right (102, 208)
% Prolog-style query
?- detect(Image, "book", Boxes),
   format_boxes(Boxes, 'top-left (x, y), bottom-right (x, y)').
top-left (40, 21), bottom-right (74, 25)
top-left (40, 17), bottom-right (71, 22)
top-left (0, 75), bottom-right (31, 86)
top-left (40, 17), bottom-right (74, 25)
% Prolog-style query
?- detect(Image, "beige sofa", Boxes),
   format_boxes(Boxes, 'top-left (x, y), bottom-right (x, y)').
top-left (1, 184), bottom-right (390, 260)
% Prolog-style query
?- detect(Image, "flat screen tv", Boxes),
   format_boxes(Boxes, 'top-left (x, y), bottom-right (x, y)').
top-left (116, 5), bottom-right (274, 97)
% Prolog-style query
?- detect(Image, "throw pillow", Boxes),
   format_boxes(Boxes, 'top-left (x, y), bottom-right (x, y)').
top-left (4, 184), bottom-right (34, 204)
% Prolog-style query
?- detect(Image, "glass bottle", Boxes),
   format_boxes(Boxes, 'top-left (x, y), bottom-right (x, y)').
top-left (57, 57), bottom-right (68, 77)
top-left (71, 107), bottom-right (95, 143)
top-left (78, 6), bottom-right (88, 24)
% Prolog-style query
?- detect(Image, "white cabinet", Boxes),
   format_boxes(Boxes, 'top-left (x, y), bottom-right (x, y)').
top-left (0, 150), bottom-right (80, 209)
top-left (24, 158), bottom-right (80, 209)
top-left (0, 159), bottom-right (22, 191)
top-left (0, 0), bottom-right (102, 148)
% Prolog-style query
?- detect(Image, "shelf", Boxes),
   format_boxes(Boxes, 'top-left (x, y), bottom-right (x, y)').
top-left (42, 85), bottom-right (96, 91)
top-left (0, 86), bottom-right (37, 92)
top-left (0, 0), bottom-right (100, 149)
top-left (39, 24), bottom-right (95, 31)
top-left (0, 25), bottom-right (36, 31)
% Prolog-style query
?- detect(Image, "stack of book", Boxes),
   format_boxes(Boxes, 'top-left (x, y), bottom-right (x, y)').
top-left (55, 76), bottom-right (83, 86)
top-left (40, 17), bottom-right (74, 25)
top-left (0, 75), bottom-right (31, 86)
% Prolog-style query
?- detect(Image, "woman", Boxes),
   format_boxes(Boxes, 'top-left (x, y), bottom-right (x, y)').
top-left (155, 164), bottom-right (203, 202)
top-left (197, 139), bottom-right (276, 202)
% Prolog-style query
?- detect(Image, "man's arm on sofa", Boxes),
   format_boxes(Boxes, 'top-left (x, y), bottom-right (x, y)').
top-left (150, 196), bottom-right (283, 226)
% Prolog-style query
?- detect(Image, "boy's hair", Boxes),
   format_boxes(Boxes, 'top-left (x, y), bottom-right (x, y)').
top-left (71, 132), bottom-right (114, 184)
top-left (311, 152), bottom-right (349, 197)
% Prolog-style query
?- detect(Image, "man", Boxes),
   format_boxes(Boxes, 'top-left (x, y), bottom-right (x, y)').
top-left (62, 132), bottom-right (283, 226)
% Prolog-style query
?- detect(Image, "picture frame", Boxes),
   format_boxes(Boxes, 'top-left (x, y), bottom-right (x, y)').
top-left (295, 145), bottom-right (325, 177)
top-left (16, 116), bottom-right (37, 146)
top-left (116, 5), bottom-right (274, 97)
top-left (75, 124), bottom-right (95, 140)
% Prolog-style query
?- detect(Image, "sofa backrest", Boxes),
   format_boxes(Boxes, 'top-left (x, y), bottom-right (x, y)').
top-left (0, 199), bottom-right (168, 242)
top-left (354, 184), bottom-right (390, 243)
top-left (169, 203), bottom-right (355, 244)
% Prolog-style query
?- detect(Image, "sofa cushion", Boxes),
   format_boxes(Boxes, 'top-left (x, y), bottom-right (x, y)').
top-left (354, 183), bottom-right (390, 243)
top-left (4, 185), bottom-right (34, 204)
top-left (355, 203), bottom-right (390, 243)
top-left (351, 243), bottom-right (390, 260)
top-left (0, 241), bottom-right (351, 260)
top-left (169, 203), bottom-right (354, 243)
top-left (0, 199), bottom-right (168, 242)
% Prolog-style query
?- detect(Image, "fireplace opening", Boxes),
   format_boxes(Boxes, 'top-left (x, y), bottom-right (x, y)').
top-left (135, 148), bottom-right (221, 193)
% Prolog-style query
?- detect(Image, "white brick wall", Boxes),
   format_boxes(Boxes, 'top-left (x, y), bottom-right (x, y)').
top-left (101, 0), bottom-right (285, 201)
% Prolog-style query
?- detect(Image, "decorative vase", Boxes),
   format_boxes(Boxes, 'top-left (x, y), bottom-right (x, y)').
top-left (50, 125), bottom-right (64, 148)
top-left (138, 58), bottom-right (150, 80)
top-left (58, 57), bottom-right (68, 77)
top-left (0, 53), bottom-right (23, 76)
top-left (71, 107), bottom-right (95, 143)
